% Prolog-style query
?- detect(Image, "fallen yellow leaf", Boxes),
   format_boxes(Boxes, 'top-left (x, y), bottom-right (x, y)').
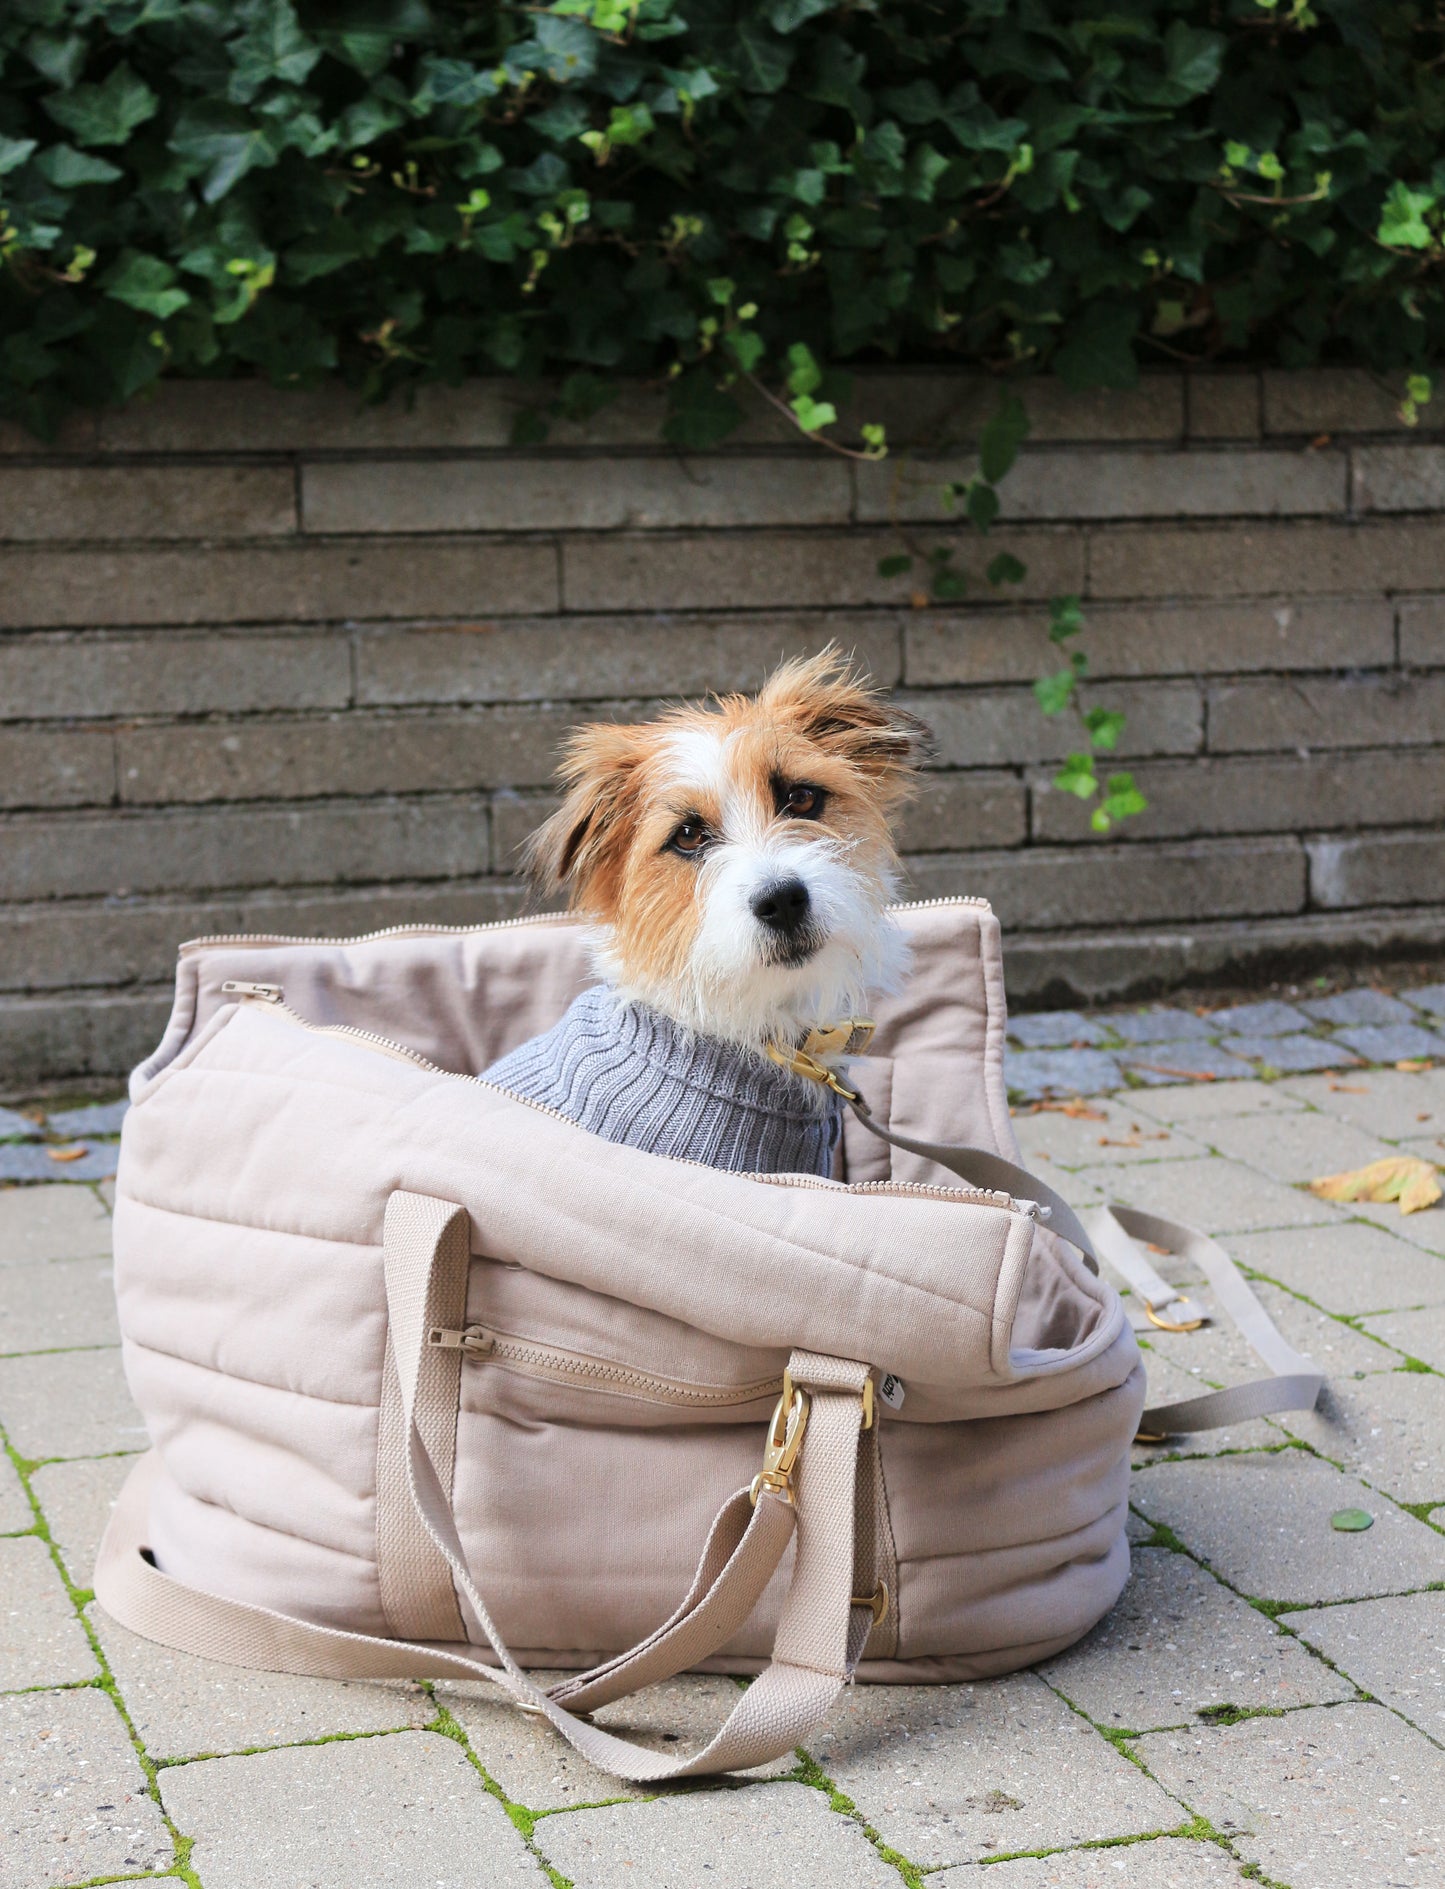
top-left (1396, 1058), bottom-right (1432, 1074)
top-left (1309, 1156), bottom-right (1442, 1216)
top-left (45, 1144), bottom-right (88, 1164)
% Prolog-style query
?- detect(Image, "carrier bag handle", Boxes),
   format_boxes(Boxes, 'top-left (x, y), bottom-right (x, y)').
top-left (96, 1192), bottom-right (882, 1780)
top-left (847, 1100), bottom-right (1323, 1436)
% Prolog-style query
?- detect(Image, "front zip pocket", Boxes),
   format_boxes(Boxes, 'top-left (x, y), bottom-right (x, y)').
top-left (429, 1322), bottom-right (783, 1410)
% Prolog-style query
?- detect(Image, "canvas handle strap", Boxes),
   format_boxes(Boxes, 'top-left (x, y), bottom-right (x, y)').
top-left (94, 1192), bottom-right (880, 1780)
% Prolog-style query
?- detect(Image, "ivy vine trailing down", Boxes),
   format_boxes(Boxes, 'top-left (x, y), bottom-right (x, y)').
top-left (4, 0), bottom-right (1444, 831)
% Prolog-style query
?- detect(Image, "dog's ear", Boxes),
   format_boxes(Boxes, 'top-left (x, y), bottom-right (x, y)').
top-left (523, 722), bottom-right (646, 910)
top-left (757, 646), bottom-right (933, 783)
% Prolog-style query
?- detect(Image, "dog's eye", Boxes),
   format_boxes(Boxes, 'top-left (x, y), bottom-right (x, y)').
top-left (779, 783), bottom-right (824, 819)
top-left (666, 819), bottom-right (708, 857)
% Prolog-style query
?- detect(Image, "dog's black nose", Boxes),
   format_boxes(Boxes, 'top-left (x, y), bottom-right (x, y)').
top-left (751, 877), bottom-right (811, 933)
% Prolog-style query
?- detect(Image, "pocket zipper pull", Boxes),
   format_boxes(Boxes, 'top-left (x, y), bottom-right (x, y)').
top-left (221, 980), bottom-right (283, 1003)
top-left (428, 1325), bottom-right (495, 1357)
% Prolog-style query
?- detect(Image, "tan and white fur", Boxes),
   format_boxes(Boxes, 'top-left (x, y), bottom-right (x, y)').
top-left (525, 648), bottom-right (929, 1065)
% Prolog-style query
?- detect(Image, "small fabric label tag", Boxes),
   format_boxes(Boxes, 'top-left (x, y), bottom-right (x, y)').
top-left (878, 1373), bottom-right (905, 1411)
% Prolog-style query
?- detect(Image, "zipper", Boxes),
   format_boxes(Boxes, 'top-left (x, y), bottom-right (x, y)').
top-left (430, 1323), bottom-right (783, 1407)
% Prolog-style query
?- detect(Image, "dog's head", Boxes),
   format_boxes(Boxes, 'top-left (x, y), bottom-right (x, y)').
top-left (525, 649), bottom-right (930, 1050)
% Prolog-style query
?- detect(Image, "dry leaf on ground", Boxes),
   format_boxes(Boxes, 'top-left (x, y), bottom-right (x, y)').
top-left (1309, 1156), bottom-right (1442, 1215)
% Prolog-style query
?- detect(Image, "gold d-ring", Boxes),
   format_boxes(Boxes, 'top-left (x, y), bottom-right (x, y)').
top-left (1145, 1303), bottom-right (1206, 1334)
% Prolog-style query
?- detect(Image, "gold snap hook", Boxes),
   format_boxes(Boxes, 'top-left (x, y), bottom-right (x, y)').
top-left (750, 1372), bottom-right (810, 1506)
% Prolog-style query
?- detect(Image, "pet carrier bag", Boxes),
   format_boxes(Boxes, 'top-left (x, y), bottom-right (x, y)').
top-left (95, 898), bottom-right (1322, 1781)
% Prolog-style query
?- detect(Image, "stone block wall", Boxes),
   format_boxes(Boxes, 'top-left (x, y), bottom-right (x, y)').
top-left (1, 367), bottom-right (1443, 1086)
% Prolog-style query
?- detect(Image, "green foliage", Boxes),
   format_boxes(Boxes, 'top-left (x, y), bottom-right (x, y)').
top-left (1035, 590), bottom-right (1147, 832)
top-left (2, 1), bottom-right (1445, 436)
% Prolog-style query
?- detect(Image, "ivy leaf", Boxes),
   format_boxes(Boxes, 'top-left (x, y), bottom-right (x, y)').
top-left (44, 64), bottom-right (158, 147)
top-left (877, 554), bottom-right (913, 579)
top-left (37, 145), bottom-right (123, 187)
top-left (965, 478), bottom-right (999, 533)
top-left (1161, 23), bottom-right (1225, 101)
top-left (790, 393), bottom-right (837, 432)
top-left (734, 21), bottom-right (793, 93)
top-left (1378, 182), bottom-right (1435, 250)
top-left (726, 329), bottom-right (765, 372)
top-left (1054, 753), bottom-right (1099, 800)
top-left (1048, 594), bottom-right (1085, 643)
top-left (170, 105), bottom-right (281, 202)
top-left (532, 16), bottom-right (600, 86)
top-left (1094, 772), bottom-right (1148, 831)
top-left (26, 32), bottom-right (87, 90)
top-left (664, 370), bottom-right (743, 449)
top-left (978, 393), bottom-right (1030, 484)
top-left (1033, 671), bottom-right (1075, 716)
top-left (1053, 301), bottom-right (1141, 391)
top-left (784, 341), bottom-right (822, 396)
top-left (1083, 705), bottom-right (1127, 751)
top-left (229, 0), bottom-right (322, 100)
top-left (768, 0), bottom-right (835, 30)
top-left (0, 136), bottom-right (38, 177)
top-left (987, 552), bottom-right (1026, 587)
top-left (102, 251), bottom-right (191, 320)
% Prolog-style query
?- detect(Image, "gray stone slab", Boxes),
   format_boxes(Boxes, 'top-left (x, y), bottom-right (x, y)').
top-left (0, 1143), bottom-right (120, 1182)
top-left (808, 1673), bottom-right (1180, 1869)
top-left (0, 1448), bottom-right (31, 1532)
top-left (1118, 1043), bottom-right (1257, 1084)
top-left (1008, 1010), bottom-right (1110, 1048)
top-left (2, 1685), bottom-right (172, 1888)
top-left (0, 1348), bottom-right (145, 1461)
top-left (1193, 1111), bottom-right (1399, 1184)
top-left (533, 1782), bottom-right (900, 1888)
top-left (439, 1672), bottom-right (790, 1808)
top-left (1335, 1021), bottom-right (1445, 1064)
top-left (1300, 988), bottom-right (1418, 1027)
top-left (1347, 1195), bottom-right (1445, 1259)
top-left (1207, 1000), bottom-right (1312, 1036)
top-left (1253, 1279), bottom-right (1403, 1376)
top-left (91, 1604), bottom-right (431, 1760)
top-left (933, 1837), bottom-right (1252, 1886)
top-left (1361, 1302), bottom-right (1445, 1373)
top-left (0, 1184), bottom-right (111, 1265)
top-left (1405, 982), bottom-right (1445, 1018)
top-left (1011, 1097), bottom-right (1204, 1171)
top-left (1039, 1546), bottom-right (1351, 1731)
top-left (0, 1535), bottom-right (97, 1689)
top-left (29, 1454), bottom-right (134, 1586)
top-left (1128, 1079), bottom-right (1307, 1124)
top-left (1289, 1591), bottom-right (1445, 1737)
top-left (1129, 1451), bottom-right (1445, 1603)
top-left (1077, 1154), bottom-right (1335, 1235)
top-left (1105, 1010), bottom-right (1217, 1044)
top-left (0, 1258), bottom-right (118, 1355)
top-left (0, 1106), bottom-right (41, 1141)
top-left (43, 1099), bottom-right (129, 1139)
top-left (160, 1730), bottom-right (537, 1889)
top-left (1218, 1032), bottom-right (1361, 1072)
top-left (1273, 1368), bottom-right (1445, 1507)
top-left (1135, 1702), bottom-right (1445, 1889)
top-left (1278, 1065), bottom-right (1445, 1139)
top-left (1006, 1048), bottom-right (1124, 1100)
top-left (1228, 1222), bottom-right (1445, 1315)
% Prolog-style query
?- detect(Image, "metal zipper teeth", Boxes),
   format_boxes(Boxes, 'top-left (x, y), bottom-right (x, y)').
top-left (229, 990), bottom-right (1022, 1210)
top-left (480, 1331), bottom-right (782, 1406)
top-left (180, 895), bottom-right (992, 955)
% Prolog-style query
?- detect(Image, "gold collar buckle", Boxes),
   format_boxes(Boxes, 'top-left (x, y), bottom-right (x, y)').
top-left (764, 1018), bottom-right (875, 1103)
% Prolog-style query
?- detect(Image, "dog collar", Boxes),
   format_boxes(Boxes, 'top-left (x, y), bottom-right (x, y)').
top-left (764, 1019), bottom-right (875, 1102)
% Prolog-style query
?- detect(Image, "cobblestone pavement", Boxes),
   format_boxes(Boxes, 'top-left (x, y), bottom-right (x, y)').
top-left (4, 988), bottom-right (1445, 1887)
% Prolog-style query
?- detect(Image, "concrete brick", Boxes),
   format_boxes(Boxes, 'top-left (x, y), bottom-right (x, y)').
top-left (903, 837), bottom-right (1306, 932)
top-left (893, 769), bottom-right (1027, 852)
top-left (1276, 1066), bottom-right (1445, 1140)
top-left (1208, 674), bottom-right (1445, 753)
top-left (0, 1257), bottom-right (118, 1353)
top-left (858, 447), bottom-right (1344, 524)
top-left (0, 536), bottom-right (557, 628)
top-left (1129, 1452), bottom-right (1445, 1602)
top-left (0, 1535), bottom-right (97, 1688)
top-left (305, 453), bottom-right (853, 533)
top-left (159, 1731), bottom-right (537, 1889)
top-left (1353, 443), bottom-right (1445, 512)
top-left (2, 1686), bottom-right (172, 1888)
top-left (1011, 1094), bottom-right (1202, 1169)
top-left (937, 1841), bottom-right (1243, 1887)
top-left (903, 681), bottom-right (1202, 768)
top-left (533, 1781), bottom-right (901, 1889)
top-left (1208, 999), bottom-right (1311, 1035)
top-left (1031, 749), bottom-right (1445, 845)
top-left (1252, 1278), bottom-right (1399, 1377)
top-left (1008, 1009), bottom-right (1111, 1047)
top-left (1405, 981), bottom-right (1445, 1017)
top-left (1263, 367), bottom-right (1445, 435)
top-left (1217, 1032), bottom-right (1360, 1072)
top-left (1097, 1079), bottom-right (1307, 1124)
top-left (1398, 594), bottom-right (1445, 665)
top-left (0, 1184), bottom-right (111, 1264)
top-left (833, 371), bottom-right (1184, 447)
top-left (0, 1348), bottom-right (143, 1461)
top-left (29, 1454), bottom-right (133, 1586)
top-left (1087, 519), bottom-right (1445, 601)
top-left (905, 597), bottom-right (1395, 687)
top-left (1289, 1591), bottom-right (1445, 1738)
top-left (1076, 1152), bottom-right (1334, 1234)
top-left (92, 378), bottom-right (522, 452)
top-left (1005, 1047), bottom-right (1124, 1100)
top-left (1275, 1368), bottom-right (1445, 1507)
top-left (1106, 1009), bottom-right (1216, 1043)
top-left (1193, 1110), bottom-right (1399, 1184)
top-left (356, 612), bottom-right (903, 706)
top-left (1310, 830), bottom-right (1445, 911)
top-left (0, 464), bottom-right (295, 542)
top-left (0, 991), bottom-right (178, 1085)
top-left (1117, 1042), bottom-right (1256, 1083)
top-left (1231, 1221), bottom-right (1445, 1317)
top-left (1335, 1020), bottom-right (1445, 1062)
top-left (563, 527), bottom-right (1083, 612)
top-left (1135, 1703), bottom-right (1445, 1889)
top-left (0, 798), bottom-right (490, 901)
top-left (1039, 1545), bottom-right (1350, 1731)
top-left (1187, 372), bottom-right (1262, 441)
top-left (1362, 1303), bottom-right (1445, 1372)
top-left (45, 1100), bottom-right (128, 1138)
top-left (809, 1673), bottom-right (1180, 1869)
top-left (0, 629), bottom-right (352, 721)
top-left (0, 1143), bottom-right (119, 1184)
top-left (0, 726), bottom-right (114, 809)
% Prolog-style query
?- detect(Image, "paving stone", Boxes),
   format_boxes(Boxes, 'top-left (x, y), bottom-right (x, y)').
top-left (1278, 1066), bottom-right (1445, 1140)
top-left (1135, 1702), bottom-right (1445, 1889)
top-left (1005, 1048), bottom-right (1124, 1100)
top-left (1335, 1022), bottom-right (1445, 1065)
top-left (1300, 988), bottom-right (1419, 1027)
top-left (1347, 1196), bottom-right (1445, 1260)
top-left (1133, 1349), bottom-right (1286, 1460)
top-left (1127, 1507), bottom-right (1155, 1541)
top-left (934, 1838), bottom-right (1243, 1886)
top-left (0, 1348), bottom-right (144, 1461)
top-left (1217, 1032), bottom-right (1362, 1072)
top-left (1008, 1010), bottom-right (1111, 1048)
top-left (809, 1673), bottom-right (1180, 1869)
top-left (1105, 1010), bottom-right (1217, 1044)
top-left (1076, 1155), bottom-right (1336, 1234)
top-left (1230, 1222), bottom-right (1445, 1316)
top-left (533, 1781), bottom-right (900, 1888)
top-left (0, 1184), bottom-right (111, 1265)
top-left (0, 1142), bottom-right (120, 1183)
top-left (91, 1606), bottom-right (430, 1759)
top-left (0, 1106), bottom-right (41, 1141)
top-left (159, 1729), bottom-right (537, 1889)
top-left (1129, 1452), bottom-right (1445, 1603)
top-left (439, 1672), bottom-right (790, 1807)
top-left (1206, 1000), bottom-right (1312, 1037)
top-left (1273, 1368), bottom-right (1445, 1506)
top-left (0, 1258), bottom-right (118, 1354)
top-left (44, 1100), bottom-right (128, 1139)
top-left (1193, 1111), bottom-right (1399, 1184)
top-left (1128, 1079), bottom-right (1307, 1123)
top-left (1406, 983), bottom-right (1445, 1018)
top-left (0, 1535), bottom-right (96, 1689)
top-left (1117, 1043), bottom-right (1257, 1084)
top-left (0, 1447), bottom-right (31, 1532)
top-left (29, 1454), bottom-right (133, 1585)
top-left (1253, 1280), bottom-right (1403, 1377)
top-left (3, 1685), bottom-right (172, 1887)
top-left (1361, 1302), bottom-right (1445, 1373)
top-left (1011, 1097), bottom-right (1204, 1171)
top-left (1289, 1592), bottom-right (1445, 1737)
top-left (1039, 1546), bottom-right (1350, 1731)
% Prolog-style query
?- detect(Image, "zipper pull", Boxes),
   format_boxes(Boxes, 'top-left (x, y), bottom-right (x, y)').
top-left (428, 1325), bottom-right (494, 1357)
top-left (221, 981), bottom-right (283, 1003)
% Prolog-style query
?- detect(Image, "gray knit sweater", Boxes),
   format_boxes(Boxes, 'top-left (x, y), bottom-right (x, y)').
top-left (480, 986), bottom-right (842, 1175)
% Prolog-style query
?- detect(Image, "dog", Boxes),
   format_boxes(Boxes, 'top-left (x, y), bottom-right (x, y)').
top-left (481, 649), bottom-right (928, 1174)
